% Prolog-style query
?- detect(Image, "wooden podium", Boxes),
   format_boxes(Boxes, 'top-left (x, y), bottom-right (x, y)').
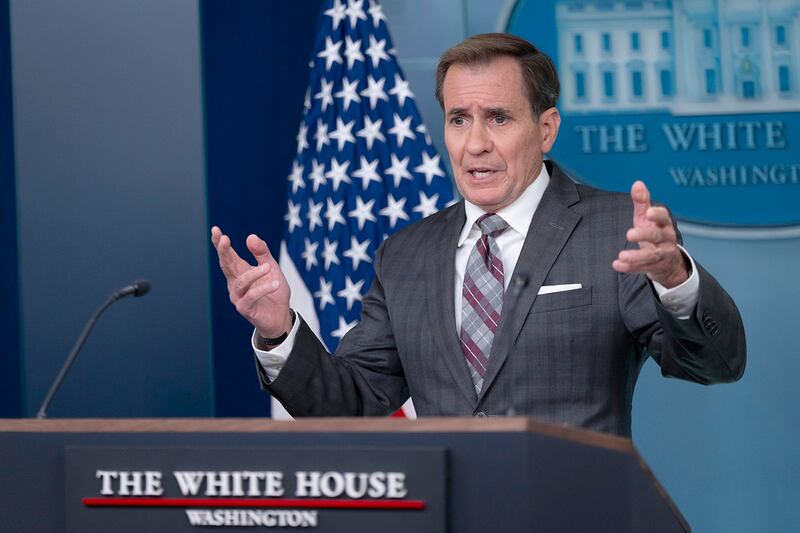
top-left (0, 417), bottom-right (689, 532)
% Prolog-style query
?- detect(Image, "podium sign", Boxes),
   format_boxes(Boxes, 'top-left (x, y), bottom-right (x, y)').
top-left (0, 418), bottom-right (690, 532)
top-left (65, 447), bottom-right (446, 532)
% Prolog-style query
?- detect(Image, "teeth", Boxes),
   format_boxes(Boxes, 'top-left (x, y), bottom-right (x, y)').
top-left (472, 170), bottom-right (492, 178)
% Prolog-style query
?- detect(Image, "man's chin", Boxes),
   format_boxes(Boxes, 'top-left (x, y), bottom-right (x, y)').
top-left (462, 193), bottom-right (510, 212)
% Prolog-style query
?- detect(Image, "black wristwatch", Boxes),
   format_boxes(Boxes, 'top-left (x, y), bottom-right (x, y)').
top-left (260, 309), bottom-right (296, 345)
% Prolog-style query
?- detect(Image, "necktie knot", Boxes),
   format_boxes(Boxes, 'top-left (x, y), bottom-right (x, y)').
top-left (476, 213), bottom-right (508, 237)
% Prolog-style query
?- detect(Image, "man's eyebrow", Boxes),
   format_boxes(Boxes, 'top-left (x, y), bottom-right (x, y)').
top-left (485, 106), bottom-right (512, 116)
top-left (446, 107), bottom-right (466, 117)
top-left (446, 106), bottom-right (513, 117)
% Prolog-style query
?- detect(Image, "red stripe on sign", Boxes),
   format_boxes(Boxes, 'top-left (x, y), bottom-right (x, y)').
top-left (82, 498), bottom-right (425, 510)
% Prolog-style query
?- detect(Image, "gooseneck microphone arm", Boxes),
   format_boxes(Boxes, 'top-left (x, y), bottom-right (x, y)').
top-left (35, 280), bottom-right (151, 419)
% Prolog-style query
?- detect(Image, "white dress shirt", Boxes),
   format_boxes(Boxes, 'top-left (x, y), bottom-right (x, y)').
top-left (255, 164), bottom-right (700, 380)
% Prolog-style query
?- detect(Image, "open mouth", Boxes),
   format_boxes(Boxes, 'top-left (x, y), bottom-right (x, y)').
top-left (468, 168), bottom-right (498, 179)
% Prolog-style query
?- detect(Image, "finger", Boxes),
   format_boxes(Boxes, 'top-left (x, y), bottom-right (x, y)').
top-left (232, 263), bottom-right (272, 299)
top-left (615, 246), bottom-right (675, 271)
top-left (631, 181), bottom-right (651, 227)
top-left (236, 276), bottom-right (283, 313)
top-left (613, 255), bottom-right (665, 274)
top-left (646, 206), bottom-right (672, 227)
top-left (211, 226), bottom-right (222, 247)
top-left (246, 234), bottom-right (275, 266)
top-left (612, 258), bottom-right (638, 273)
top-left (216, 234), bottom-right (250, 278)
top-left (618, 247), bottom-right (664, 264)
top-left (627, 226), bottom-right (670, 245)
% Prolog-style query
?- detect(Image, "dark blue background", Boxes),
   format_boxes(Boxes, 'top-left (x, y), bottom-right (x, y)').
top-left (201, 0), bottom-right (324, 415)
top-left (0, 0), bottom-right (21, 417)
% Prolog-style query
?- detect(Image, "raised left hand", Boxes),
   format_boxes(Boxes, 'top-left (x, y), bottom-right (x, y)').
top-left (612, 181), bottom-right (689, 289)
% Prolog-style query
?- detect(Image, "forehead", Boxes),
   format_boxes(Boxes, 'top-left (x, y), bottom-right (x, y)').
top-left (442, 56), bottom-right (526, 110)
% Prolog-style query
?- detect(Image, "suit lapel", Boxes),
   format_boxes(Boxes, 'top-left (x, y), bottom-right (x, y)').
top-left (478, 163), bottom-right (582, 403)
top-left (425, 202), bottom-right (479, 405)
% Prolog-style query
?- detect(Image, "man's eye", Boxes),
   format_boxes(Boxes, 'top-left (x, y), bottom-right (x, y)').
top-left (451, 116), bottom-right (465, 126)
top-left (493, 115), bottom-right (507, 124)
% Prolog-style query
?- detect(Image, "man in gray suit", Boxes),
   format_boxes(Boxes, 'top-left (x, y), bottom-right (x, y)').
top-left (211, 34), bottom-right (745, 437)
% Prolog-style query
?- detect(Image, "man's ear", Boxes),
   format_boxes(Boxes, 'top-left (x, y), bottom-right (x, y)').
top-left (539, 107), bottom-right (561, 154)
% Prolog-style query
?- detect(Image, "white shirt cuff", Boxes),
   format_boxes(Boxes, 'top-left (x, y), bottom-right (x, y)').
top-left (252, 314), bottom-right (302, 381)
top-left (651, 245), bottom-right (699, 320)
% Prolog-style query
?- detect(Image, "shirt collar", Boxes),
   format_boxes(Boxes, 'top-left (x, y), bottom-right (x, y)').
top-left (458, 163), bottom-right (551, 246)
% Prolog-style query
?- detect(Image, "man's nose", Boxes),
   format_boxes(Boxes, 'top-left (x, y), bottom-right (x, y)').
top-left (465, 122), bottom-right (492, 155)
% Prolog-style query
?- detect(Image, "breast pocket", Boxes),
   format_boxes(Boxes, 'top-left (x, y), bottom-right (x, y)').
top-left (531, 286), bottom-right (592, 313)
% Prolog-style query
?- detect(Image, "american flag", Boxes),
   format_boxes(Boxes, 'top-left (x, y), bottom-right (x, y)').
top-left (277, 0), bottom-right (454, 410)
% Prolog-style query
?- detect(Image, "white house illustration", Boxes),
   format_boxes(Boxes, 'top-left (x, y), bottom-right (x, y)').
top-left (556, 0), bottom-right (800, 115)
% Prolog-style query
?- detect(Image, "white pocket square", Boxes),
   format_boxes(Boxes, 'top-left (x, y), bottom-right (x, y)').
top-left (537, 284), bottom-right (582, 295)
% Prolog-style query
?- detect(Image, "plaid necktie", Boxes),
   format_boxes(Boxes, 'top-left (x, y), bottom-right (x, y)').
top-left (460, 213), bottom-right (509, 394)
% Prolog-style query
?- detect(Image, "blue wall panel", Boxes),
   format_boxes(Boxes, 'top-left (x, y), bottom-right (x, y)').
top-left (11, 0), bottom-right (211, 417)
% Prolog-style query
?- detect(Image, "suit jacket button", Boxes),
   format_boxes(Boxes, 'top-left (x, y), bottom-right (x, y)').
top-left (474, 411), bottom-right (487, 417)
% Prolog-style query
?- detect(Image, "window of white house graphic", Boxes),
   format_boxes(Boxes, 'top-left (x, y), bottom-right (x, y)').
top-left (602, 32), bottom-right (612, 53)
top-left (742, 79), bottom-right (756, 98)
top-left (775, 24), bottom-right (788, 48)
top-left (631, 32), bottom-right (640, 52)
top-left (604, 71), bottom-right (615, 98)
top-left (661, 30), bottom-right (670, 50)
top-left (628, 60), bottom-right (645, 101)
top-left (599, 62), bottom-right (616, 102)
top-left (741, 27), bottom-right (751, 48)
top-left (657, 64), bottom-right (674, 99)
top-left (572, 66), bottom-right (588, 102)
top-left (703, 28), bottom-right (713, 49)
top-left (735, 60), bottom-right (759, 100)
top-left (778, 64), bottom-right (791, 94)
top-left (576, 71), bottom-right (586, 98)
top-left (705, 68), bottom-right (717, 95)
top-left (574, 33), bottom-right (583, 54)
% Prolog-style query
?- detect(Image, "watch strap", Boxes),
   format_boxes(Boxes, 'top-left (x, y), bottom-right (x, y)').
top-left (259, 309), bottom-right (296, 345)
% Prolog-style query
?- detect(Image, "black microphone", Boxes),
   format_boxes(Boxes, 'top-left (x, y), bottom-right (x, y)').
top-left (501, 274), bottom-right (529, 333)
top-left (508, 274), bottom-right (528, 300)
top-left (35, 279), bottom-right (152, 419)
top-left (115, 279), bottom-right (151, 299)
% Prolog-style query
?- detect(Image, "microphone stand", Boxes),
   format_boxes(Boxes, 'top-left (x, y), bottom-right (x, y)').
top-left (36, 282), bottom-right (149, 419)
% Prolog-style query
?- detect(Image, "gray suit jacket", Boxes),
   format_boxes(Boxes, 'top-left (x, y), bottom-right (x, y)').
top-left (258, 161), bottom-right (746, 436)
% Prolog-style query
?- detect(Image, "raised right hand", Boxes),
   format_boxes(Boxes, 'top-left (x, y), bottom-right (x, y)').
top-left (611, 181), bottom-right (689, 289)
top-left (211, 226), bottom-right (292, 338)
